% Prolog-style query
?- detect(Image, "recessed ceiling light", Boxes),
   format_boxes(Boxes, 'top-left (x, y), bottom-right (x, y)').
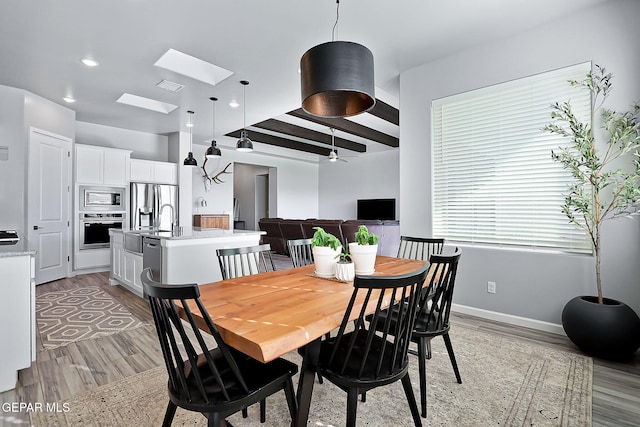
top-left (154, 48), bottom-right (233, 86)
top-left (116, 93), bottom-right (178, 114)
top-left (229, 100), bottom-right (240, 108)
top-left (63, 97), bottom-right (76, 103)
top-left (81, 58), bottom-right (99, 67)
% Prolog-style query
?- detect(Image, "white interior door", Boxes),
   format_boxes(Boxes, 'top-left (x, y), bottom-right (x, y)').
top-left (28, 128), bottom-right (71, 284)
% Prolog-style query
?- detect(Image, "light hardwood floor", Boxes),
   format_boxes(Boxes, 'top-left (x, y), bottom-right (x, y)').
top-left (1, 269), bottom-right (638, 426)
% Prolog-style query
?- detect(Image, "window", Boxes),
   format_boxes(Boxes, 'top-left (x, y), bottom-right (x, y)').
top-left (432, 63), bottom-right (592, 253)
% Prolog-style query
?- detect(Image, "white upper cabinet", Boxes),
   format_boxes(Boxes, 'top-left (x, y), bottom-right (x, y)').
top-left (76, 144), bottom-right (131, 186)
top-left (130, 159), bottom-right (177, 185)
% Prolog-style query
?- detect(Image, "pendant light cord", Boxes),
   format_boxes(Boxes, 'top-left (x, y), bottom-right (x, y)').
top-left (243, 84), bottom-right (246, 130)
top-left (332, 0), bottom-right (339, 41)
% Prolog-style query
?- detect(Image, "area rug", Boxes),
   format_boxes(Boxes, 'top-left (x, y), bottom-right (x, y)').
top-left (36, 286), bottom-right (147, 349)
top-left (31, 324), bottom-right (592, 426)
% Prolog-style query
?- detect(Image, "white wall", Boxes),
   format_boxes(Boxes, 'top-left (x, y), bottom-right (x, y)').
top-left (318, 150), bottom-right (400, 220)
top-left (400, 0), bottom-right (640, 325)
top-left (0, 86), bottom-right (75, 234)
top-left (190, 138), bottom-right (320, 229)
top-left (75, 121), bottom-right (169, 161)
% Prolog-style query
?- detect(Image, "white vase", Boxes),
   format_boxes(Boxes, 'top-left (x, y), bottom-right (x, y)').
top-left (335, 262), bottom-right (355, 282)
top-left (348, 243), bottom-right (378, 275)
top-left (312, 245), bottom-right (341, 278)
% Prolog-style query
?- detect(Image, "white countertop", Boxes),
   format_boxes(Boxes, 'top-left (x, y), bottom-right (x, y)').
top-left (0, 233), bottom-right (35, 257)
top-left (111, 227), bottom-right (264, 241)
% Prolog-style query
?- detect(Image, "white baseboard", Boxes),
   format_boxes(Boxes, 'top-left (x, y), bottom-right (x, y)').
top-left (451, 303), bottom-right (566, 336)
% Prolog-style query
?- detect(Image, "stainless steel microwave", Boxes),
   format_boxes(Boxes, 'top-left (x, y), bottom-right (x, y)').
top-left (80, 186), bottom-right (125, 211)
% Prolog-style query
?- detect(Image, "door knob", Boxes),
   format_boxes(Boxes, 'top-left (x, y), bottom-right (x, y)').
top-left (33, 225), bottom-right (43, 230)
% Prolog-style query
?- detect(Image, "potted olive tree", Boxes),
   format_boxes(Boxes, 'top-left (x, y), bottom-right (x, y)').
top-left (348, 225), bottom-right (380, 275)
top-left (310, 227), bottom-right (342, 278)
top-left (544, 64), bottom-right (640, 359)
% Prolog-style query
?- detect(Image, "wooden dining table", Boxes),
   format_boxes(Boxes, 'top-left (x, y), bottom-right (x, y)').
top-left (182, 255), bottom-right (428, 426)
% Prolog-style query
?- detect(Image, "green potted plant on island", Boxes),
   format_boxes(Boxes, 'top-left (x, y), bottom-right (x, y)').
top-left (335, 247), bottom-right (355, 282)
top-left (348, 225), bottom-right (380, 275)
top-left (543, 64), bottom-right (640, 360)
top-left (310, 226), bottom-right (342, 278)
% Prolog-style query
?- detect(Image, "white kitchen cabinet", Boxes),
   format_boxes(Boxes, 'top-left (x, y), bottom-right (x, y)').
top-left (122, 251), bottom-right (143, 296)
top-left (0, 253), bottom-right (35, 392)
top-left (110, 232), bottom-right (124, 282)
top-left (130, 159), bottom-right (177, 185)
top-left (76, 144), bottom-right (131, 186)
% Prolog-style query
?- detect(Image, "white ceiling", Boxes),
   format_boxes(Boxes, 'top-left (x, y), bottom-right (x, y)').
top-left (0, 0), bottom-right (609, 157)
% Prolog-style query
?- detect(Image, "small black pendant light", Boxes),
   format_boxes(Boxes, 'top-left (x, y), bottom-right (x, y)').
top-left (236, 80), bottom-right (253, 152)
top-left (205, 97), bottom-right (222, 158)
top-left (300, 0), bottom-right (375, 118)
top-left (183, 110), bottom-right (198, 167)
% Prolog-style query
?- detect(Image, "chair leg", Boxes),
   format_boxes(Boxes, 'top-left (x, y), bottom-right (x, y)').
top-left (417, 338), bottom-right (428, 418)
top-left (442, 332), bottom-right (462, 384)
top-left (426, 340), bottom-right (432, 359)
top-left (283, 377), bottom-right (298, 426)
top-left (361, 391), bottom-right (366, 402)
top-left (401, 373), bottom-right (423, 427)
top-left (260, 398), bottom-right (266, 423)
top-left (241, 407), bottom-right (248, 418)
top-left (346, 388), bottom-right (359, 427)
top-left (162, 401), bottom-right (177, 427)
top-left (208, 412), bottom-right (223, 427)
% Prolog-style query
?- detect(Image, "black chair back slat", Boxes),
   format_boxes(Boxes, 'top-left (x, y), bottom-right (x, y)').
top-left (397, 236), bottom-right (445, 261)
top-left (287, 238), bottom-right (314, 268)
top-left (217, 243), bottom-right (276, 280)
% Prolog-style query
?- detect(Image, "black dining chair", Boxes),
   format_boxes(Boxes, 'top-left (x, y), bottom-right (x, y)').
top-left (370, 248), bottom-right (462, 418)
top-left (216, 243), bottom-right (276, 280)
top-left (315, 264), bottom-right (430, 427)
top-left (141, 268), bottom-right (298, 427)
top-left (287, 238), bottom-right (314, 268)
top-left (397, 236), bottom-right (445, 261)
top-left (396, 236), bottom-right (445, 360)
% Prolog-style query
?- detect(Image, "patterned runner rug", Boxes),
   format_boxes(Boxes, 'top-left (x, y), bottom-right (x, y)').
top-left (31, 323), bottom-right (592, 426)
top-left (36, 286), bottom-right (147, 349)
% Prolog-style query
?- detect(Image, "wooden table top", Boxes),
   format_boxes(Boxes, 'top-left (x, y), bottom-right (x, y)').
top-left (184, 256), bottom-right (427, 363)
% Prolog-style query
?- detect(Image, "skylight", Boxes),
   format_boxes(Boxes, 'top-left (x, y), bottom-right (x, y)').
top-left (154, 48), bottom-right (233, 86)
top-left (116, 93), bottom-right (178, 114)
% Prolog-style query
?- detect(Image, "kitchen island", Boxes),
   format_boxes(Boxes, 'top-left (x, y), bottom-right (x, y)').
top-left (0, 238), bottom-right (36, 392)
top-left (110, 227), bottom-right (264, 297)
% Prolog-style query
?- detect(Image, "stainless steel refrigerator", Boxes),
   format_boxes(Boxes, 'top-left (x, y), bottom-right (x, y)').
top-left (130, 182), bottom-right (179, 230)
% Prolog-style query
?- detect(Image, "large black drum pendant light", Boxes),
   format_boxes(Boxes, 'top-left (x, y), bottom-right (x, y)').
top-left (300, 0), bottom-right (375, 118)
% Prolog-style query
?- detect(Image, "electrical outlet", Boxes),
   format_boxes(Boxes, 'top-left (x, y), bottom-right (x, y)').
top-left (487, 281), bottom-right (496, 294)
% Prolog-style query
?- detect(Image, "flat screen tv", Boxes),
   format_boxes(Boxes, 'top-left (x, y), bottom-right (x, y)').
top-left (357, 198), bottom-right (396, 221)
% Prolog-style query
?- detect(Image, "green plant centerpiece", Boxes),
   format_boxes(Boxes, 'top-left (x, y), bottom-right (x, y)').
top-left (310, 226), bottom-right (342, 278)
top-left (349, 225), bottom-right (380, 275)
top-left (543, 64), bottom-right (640, 359)
top-left (334, 246), bottom-right (355, 282)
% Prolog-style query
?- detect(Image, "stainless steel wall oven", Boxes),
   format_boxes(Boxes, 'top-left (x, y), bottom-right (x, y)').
top-left (79, 213), bottom-right (124, 249)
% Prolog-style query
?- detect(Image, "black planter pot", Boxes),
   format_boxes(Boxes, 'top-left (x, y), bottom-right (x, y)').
top-left (562, 296), bottom-right (640, 360)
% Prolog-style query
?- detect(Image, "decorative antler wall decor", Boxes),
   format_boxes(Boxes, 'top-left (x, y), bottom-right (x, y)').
top-left (202, 160), bottom-right (232, 191)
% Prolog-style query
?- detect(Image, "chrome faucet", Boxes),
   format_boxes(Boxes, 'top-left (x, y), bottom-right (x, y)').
top-left (159, 203), bottom-right (177, 231)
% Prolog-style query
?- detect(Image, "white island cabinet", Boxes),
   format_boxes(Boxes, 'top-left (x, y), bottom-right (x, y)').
top-left (110, 228), bottom-right (264, 296)
top-left (0, 244), bottom-right (35, 392)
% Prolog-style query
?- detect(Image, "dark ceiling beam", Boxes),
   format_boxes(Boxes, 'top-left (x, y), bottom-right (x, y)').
top-left (368, 99), bottom-right (399, 125)
top-left (252, 119), bottom-right (367, 153)
top-left (225, 129), bottom-right (331, 156)
top-left (287, 108), bottom-right (399, 147)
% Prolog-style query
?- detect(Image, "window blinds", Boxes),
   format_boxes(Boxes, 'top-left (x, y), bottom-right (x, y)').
top-left (432, 62), bottom-right (592, 253)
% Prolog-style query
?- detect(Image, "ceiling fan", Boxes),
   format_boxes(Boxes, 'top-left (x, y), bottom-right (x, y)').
top-left (325, 128), bottom-right (349, 163)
